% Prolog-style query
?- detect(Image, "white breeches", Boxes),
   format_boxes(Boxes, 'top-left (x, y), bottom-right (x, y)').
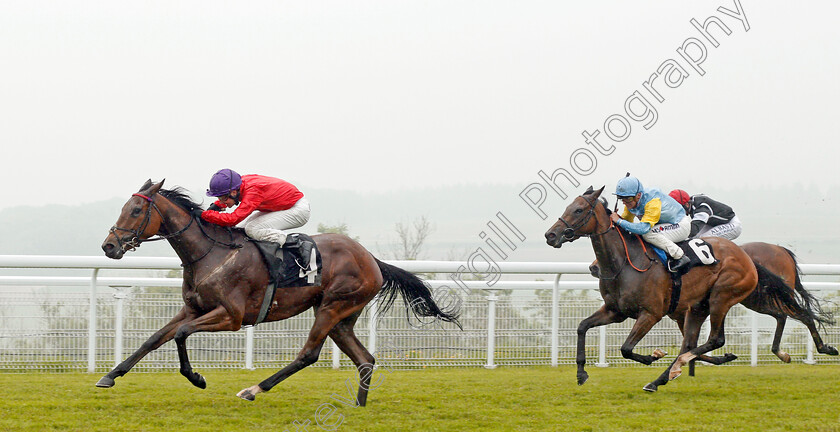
top-left (240, 197), bottom-right (311, 244)
top-left (695, 215), bottom-right (742, 241)
top-left (642, 215), bottom-right (691, 259)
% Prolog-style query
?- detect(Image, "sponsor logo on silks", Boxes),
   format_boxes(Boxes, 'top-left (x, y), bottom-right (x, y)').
top-left (653, 223), bottom-right (681, 233)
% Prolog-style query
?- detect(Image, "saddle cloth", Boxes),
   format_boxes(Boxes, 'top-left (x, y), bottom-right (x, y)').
top-left (252, 233), bottom-right (322, 288)
top-left (249, 233), bottom-right (322, 326)
top-left (644, 238), bottom-right (717, 314)
top-left (651, 238), bottom-right (718, 275)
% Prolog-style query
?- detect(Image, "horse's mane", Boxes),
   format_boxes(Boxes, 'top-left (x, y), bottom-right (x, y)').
top-left (159, 187), bottom-right (205, 212)
top-left (601, 197), bottom-right (612, 215)
top-left (159, 187), bottom-right (248, 236)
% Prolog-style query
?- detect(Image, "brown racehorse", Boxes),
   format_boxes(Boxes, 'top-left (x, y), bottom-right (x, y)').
top-left (98, 180), bottom-right (460, 404)
top-left (737, 242), bottom-right (836, 360)
top-left (544, 186), bottom-right (794, 392)
top-left (681, 242), bottom-right (837, 376)
top-left (590, 241), bottom-right (836, 374)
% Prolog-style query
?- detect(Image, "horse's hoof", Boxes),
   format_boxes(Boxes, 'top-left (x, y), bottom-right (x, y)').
top-left (95, 376), bottom-right (115, 388)
top-left (642, 383), bottom-right (657, 392)
top-left (652, 349), bottom-right (667, 359)
top-left (820, 345), bottom-right (839, 356)
top-left (669, 369), bottom-right (682, 381)
top-left (776, 351), bottom-right (791, 363)
top-left (577, 372), bottom-right (589, 386)
top-left (237, 389), bottom-right (256, 401)
top-left (190, 373), bottom-right (207, 389)
top-left (723, 353), bottom-right (738, 363)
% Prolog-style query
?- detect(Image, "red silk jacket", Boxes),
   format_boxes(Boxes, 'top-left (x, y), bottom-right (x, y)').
top-left (201, 174), bottom-right (304, 226)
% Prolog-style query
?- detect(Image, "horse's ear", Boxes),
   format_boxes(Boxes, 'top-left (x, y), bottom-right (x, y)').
top-left (584, 185), bottom-right (594, 194)
top-left (591, 185), bottom-right (605, 198)
top-left (139, 179), bottom-right (153, 192)
top-left (146, 179), bottom-right (165, 196)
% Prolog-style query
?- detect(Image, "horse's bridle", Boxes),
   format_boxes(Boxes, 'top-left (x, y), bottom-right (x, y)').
top-left (556, 195), bottom-right (613, 241)
top-left (109, 193), bottom-right (194, 253)
top-left (110, 192), bottom-right (242, 266)
top-left (555, 194), bottom-right (655, 279)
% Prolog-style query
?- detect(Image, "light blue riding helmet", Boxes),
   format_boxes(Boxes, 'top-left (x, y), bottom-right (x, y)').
top-left (614, 173), bottom-right (643, 197)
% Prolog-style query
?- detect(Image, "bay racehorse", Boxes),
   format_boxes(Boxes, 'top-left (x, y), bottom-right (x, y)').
top-left (681, 242), bottom-right (837, 376)
top-left (544, 186), bottom-right (795, 392)
top-left (736, 242), bottom-right (836, 361)
top-left (680, 241), bottom-right (837, 377)
top-left (590, 242), bottom-right (836, 375)
top-left (98, 180), bottom-right (460, 404)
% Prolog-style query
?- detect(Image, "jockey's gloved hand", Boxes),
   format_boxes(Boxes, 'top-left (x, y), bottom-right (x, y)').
top-left (208, 203), bottom-right (222, 212)
top-left (190, 208), bottom-right (205, 219)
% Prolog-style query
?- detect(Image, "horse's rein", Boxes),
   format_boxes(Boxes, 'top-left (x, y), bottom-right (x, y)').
top-left (615, 228), bottom-right (654, 273)
top-left (610, 198), bottom-right (653, 272)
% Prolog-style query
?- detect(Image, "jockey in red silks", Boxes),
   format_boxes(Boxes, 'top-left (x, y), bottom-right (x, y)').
top-left (202, 169), bottom-right (310, 246)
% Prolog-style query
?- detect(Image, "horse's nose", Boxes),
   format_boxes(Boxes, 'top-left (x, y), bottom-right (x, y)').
top-left (102, 240), bottom-right (123, 259)
top-left (545, 231), bottom-right (557, 245)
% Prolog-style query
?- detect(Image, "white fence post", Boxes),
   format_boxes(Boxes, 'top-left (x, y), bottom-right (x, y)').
top-left (596, 326), bottom-right (608, 367)
top-left (750, 310), bottom-right (758, 366)
top-left (113, 286), bottom-right (128, 367)
top-left (805, 323), bottom-right (816, 365)
top-left (332, 340), bottom-right (341, 369)
top-left (551, 274), bottom-right (560, 367)
top-left (368, 296), bottom-right (378, 356)
top-left (88, 268), bottom-right (99, 373)
top-left (245, 327), bottom-right (255, 370)
top-left (485, 292), bottom-right (498, 369)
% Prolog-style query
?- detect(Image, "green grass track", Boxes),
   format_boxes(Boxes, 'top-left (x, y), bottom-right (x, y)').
top-left (1, 365), bottom-right (838, 432)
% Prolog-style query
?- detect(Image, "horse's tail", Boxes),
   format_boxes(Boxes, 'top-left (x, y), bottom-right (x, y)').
top-left (778, 247), bottom-right (835, 328)
top-left (374, 258), bottom-right (462, 329)
top-left (753, 261), bottom-right (835, 328)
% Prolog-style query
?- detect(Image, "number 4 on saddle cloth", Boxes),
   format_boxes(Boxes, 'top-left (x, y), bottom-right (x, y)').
top-left (250, 233), bottom-right (322, 325)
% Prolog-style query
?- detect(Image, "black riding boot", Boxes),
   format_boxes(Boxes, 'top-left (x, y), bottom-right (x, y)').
top-left (283, 234), bottom-right (301, 249)
top-left (298, 240), bottom-right (314, 270)
top-left (283, 234), bottom-right (312, 270)
top-left (668, 255), bottom-right (691, 273)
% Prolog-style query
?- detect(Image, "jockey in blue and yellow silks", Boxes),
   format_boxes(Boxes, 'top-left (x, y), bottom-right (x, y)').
top-left (609, 174), bottom-right (692, 273)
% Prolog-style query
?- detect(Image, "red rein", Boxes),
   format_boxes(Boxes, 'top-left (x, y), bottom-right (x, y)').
top-left (615, 223), bottom-right (651, 273)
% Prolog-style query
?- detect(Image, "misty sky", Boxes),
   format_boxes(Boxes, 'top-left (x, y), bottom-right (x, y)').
top-left (3, 1), bottom-right (839, 210)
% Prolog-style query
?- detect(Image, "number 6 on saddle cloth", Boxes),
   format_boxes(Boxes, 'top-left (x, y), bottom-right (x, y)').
top-left (655, 238), bottom-right (718, 273)
top-left (649, 237), bottom-right (718, 315)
